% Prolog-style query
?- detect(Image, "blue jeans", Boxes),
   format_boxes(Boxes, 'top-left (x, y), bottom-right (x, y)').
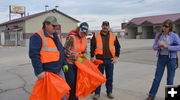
top-left (64, 64), bottom-right (78, 100)
top-left (149, 55), bottom-right (176, 98)
top-left (95, 58), bottom-right (114, 95)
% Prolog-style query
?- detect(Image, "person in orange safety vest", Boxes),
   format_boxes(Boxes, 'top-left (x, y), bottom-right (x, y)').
top-left (64, 22), bottom-right (89, 100)
top-left (90, 21), bottom-right (121, 100)
top-left (29, 16), bottom-right (68, 100)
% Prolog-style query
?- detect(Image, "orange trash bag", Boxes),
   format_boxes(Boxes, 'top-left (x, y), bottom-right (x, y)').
top-left (93, 59), bottom-right (104, 66)
top-left (75, 59), bottom-right (106, 98)
top-left (29, 72), bottom-right (70, 100)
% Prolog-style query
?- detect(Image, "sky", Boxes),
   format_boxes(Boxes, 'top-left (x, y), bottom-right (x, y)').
top-left (0, 0), bottom-right (180, 30)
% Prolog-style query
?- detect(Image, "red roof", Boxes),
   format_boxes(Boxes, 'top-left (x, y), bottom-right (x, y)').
top-left (128, 13), bottom-right (180, 25)
top-left (0, 9), bottom-right (80, 26)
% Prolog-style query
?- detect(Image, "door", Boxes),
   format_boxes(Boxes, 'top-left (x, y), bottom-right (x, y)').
top-left (17, 31), bottom-right (23, 46)
top-left (0, 32), bottom-right (5, 45)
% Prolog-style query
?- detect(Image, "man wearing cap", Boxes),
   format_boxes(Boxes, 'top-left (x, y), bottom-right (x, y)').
top-left (91, 21), bottom-right (121, 99)
top-left (29, 16), bottom-right (68, 90)
top-left (64, 22), bottom-right (89, 100)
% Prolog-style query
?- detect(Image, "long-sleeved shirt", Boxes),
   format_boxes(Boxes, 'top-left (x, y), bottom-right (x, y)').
top-left (90, 31), bottom-right (121, 59)
top-left (29, 29), bottom-right (67, 76)
top-left (153, 32), bottom-right (180, 58)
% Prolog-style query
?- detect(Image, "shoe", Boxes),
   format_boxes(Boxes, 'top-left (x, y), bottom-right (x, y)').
top-left (107, 93), bottom-right (114, 99)
top-left (93, 94), bottom-right (100, 100)
top-left (145, 97), bottom-right (154, 100)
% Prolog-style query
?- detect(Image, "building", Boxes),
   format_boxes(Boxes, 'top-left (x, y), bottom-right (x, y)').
top-left (0, 9), bottom-right (79, 46)
top-left (125, 13), bottom-right (180, 39)
top-left (111, 29), bottom-right (126, 38)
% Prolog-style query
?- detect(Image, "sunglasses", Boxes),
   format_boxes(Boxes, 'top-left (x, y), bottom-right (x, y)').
top-left (163, 25), bottom-right (169, 28)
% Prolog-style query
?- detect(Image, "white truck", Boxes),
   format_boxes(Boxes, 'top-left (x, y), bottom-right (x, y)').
top-left (86, 32), bottom-right (93, 40)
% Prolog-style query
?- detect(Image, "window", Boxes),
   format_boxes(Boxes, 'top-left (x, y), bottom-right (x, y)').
top-left (10, 32), bottom-right (16, 41)
top-left (18, 31), bottom-right (23, 40)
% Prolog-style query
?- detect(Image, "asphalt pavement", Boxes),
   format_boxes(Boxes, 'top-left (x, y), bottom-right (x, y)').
top-left (0, 39), bottom-right (179, 100)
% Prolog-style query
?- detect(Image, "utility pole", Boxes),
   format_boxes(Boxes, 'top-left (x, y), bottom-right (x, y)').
top-left (9, 6), bottom-right (11, 20)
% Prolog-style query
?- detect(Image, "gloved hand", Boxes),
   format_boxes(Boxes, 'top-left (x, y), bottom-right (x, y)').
top-left (37, 72), bottom-right (45, 79)
top-left (62, 65), bottom-right (69, 72)
top-left (90, 57), bottom-right (95, 62)
top-left (83, 53), bottom-right (89, 59)
top-left (77, 57), bottom-right (83, 63)
top-left (111, 57), bottom-right (118, 64)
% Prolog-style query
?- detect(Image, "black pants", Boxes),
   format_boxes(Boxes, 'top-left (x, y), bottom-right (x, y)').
top-left (65, 63), bottom-right (78, 100)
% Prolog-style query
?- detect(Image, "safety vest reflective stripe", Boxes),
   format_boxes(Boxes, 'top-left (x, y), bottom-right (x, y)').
top-left (39, 30), bottom-right (57, 51)
top-left (69, 51), bottom-right (82, 54)
top-left (69, 36), bottom-right (79, 54)
top-left (110, 46), bottom-right (115, 49)
top-left (41, 48), bottom-right (58, 51)
top-left (96, 46), bottom-right (103, 49)
top-left (69, 35), bottom-right (86, 54)
top-left (67, 34), bottom-right (87, 58)
top-left (95, 31), bottom-right (99, 40)
top-left (94, 32), bottom-right (116, 57)
top-left (39, 30), bottom-right (47, 49)
top-left (35, 29), bottom-right (60, 63)
top-left (84, 37), bottom-right (87, 47)
top-left (73, 36), bottom-right (77, 52)
top-left (112, 32), bottom-right (115, 40)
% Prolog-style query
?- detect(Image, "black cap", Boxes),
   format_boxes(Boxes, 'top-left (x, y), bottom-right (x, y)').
top-left (79, 22), bottom-right (89, 33)
top-left (102, 21), bottom-right (109, 26)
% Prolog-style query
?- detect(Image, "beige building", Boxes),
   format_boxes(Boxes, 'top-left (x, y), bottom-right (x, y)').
top-left (0, 9), bottom-right (79, 46)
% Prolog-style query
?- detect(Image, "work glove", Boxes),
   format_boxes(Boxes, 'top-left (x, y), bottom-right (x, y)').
top-left (62, 65), bottom-right (69, 72)
top-left (111, 57), bottom-right (118, 64)
top-left (83, 53), bottom-right (89, 59)
top-left (77, 57), bottom-right (83, 63)
top-left (90, 57), bottom-right (95, 62)
top-left (37, 72), bottom-right (45, 79)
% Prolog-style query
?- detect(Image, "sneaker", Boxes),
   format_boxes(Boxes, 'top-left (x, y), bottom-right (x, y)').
top-left (145, 97), bottom-right (154, 100)
top-left (93, 94), bottom-right (100, 100)
top-left (107, 93), bottom-right (114, 99)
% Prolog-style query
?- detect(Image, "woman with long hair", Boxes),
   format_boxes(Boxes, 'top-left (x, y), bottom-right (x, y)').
top-left (64, 22), bottom-right (89, 100)
top-left (146, 20), bottom-right (180, 100)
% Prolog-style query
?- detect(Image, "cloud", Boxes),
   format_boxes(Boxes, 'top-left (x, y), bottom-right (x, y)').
top-left (0, 11), bottom-right (9, 22)
top-left (0, 0), bottom-right (180, 30)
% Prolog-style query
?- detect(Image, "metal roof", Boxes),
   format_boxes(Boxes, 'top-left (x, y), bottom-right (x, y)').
top-left (128, 13), bottom-right (180, 25)
top-left (0, 9), bottom-right (80, 26)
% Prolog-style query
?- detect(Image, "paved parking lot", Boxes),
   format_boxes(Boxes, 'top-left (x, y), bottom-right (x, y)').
top-left (0, 39), bottom-right (179, 100)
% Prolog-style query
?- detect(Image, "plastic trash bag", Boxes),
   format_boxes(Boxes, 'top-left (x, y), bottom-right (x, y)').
top-left (93, 59), bottom-right (104, 66)
top-left (29, 72), bottom-right (70, 100)
top-left (75, 59), bottom-right (106, 98)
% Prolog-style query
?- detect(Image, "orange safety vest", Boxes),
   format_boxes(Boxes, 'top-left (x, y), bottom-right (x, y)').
top-left (94, 32), bottom-right (116, 57)
top-left (68, 34), bottom-right (87, 57)
top-left (35, 29), bottom-right (60, 63)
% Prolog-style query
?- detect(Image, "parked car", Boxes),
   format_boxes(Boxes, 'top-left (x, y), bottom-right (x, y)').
top-left (86, 32), bottom-right (93, 40)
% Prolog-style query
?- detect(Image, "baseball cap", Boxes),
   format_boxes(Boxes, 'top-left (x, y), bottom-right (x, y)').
top-left (44, 16), bottom-right (59, 26)
top-left (102, 21), bottom-right (109, 26)
top-left (79, 22), bottom-right (89, 33)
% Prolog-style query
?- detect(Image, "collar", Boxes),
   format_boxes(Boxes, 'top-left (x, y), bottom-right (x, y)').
top-left (69, 30), bottom-right (81, 38)
top-left (43, 29), bottom-right (57, 38)
top-left (162, 31), bottom-right (172, 35)
top-left (100, 30), bottom-right (109, 36)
